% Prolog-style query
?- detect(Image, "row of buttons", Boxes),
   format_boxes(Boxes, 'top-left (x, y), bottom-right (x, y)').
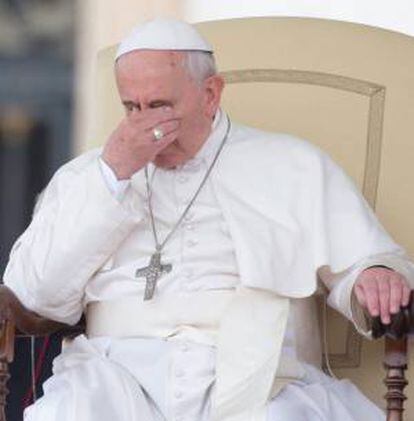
top-left (172, 342), bottom-right (189, 418)
top-left (182, 206), bottom-right (197, 291)
top-left (170, 340), bottom-right (216, 421)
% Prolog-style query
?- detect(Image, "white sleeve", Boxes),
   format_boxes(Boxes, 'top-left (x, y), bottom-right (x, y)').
top-left (98, 158), bottom-right (130, 201)
top-left (324, 252), bottom-right (414, 338)
top-left (2, 155), bottom-right (144, 325)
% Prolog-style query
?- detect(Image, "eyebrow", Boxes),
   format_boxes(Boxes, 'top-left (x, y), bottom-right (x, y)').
top-left (122, 99), bottom-right (174, 109)
top-left (148, 99), bottom-right (174, 108)
top-left (122, 100), bottom-right (138, 108)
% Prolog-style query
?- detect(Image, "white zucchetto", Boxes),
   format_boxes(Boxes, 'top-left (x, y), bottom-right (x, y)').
top-left (116, 17), bottom-right (214, 61)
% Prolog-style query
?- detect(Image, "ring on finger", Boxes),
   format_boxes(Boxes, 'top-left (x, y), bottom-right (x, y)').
top-left (152, 127), bottom-right (164, 141)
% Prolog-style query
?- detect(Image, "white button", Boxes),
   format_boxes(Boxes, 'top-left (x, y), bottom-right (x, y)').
top-left (183, 159), bottom-right (201, 172)
top-left (184, 283), bottom-right (197, 292)
top-left (183, 268), bottom-right (193, 278)
top-left (178, 175), bottom-right (189, 183)
top-left (186, 239), bottom-right (198, 247)
top-left (180, 342), bottom-right (189, 352)
top-left (183, 213), bottom-right (193, 222)
top-left (174, 391), bottom-right (183, 399)
top-left (220, 221), bottom-right (230, 234)
top-left (180, 197), bottom-right (192, 206)
top-left (185, 223), bottom-right (195, 231)
top-left (190, 164), bottom-right (201, 172)
top-left (175, 369), bottom-right (185, 378)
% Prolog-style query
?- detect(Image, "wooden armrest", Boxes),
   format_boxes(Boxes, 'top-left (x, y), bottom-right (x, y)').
top-left (0, 285), bottom-right (84, 421)
top-left (369, 291), bottom-right (414, 421)
top-left (372, 291), bottom-right (414, 339)
top-left (0, 285), bottom-right (68, 336)
top-left (0, 285), bottom-right (84, 364)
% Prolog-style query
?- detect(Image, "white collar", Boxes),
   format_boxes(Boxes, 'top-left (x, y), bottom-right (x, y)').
top-left (194, 108), bottom-right (226, 160)
top-left (178, 108), bottom-right (229, 171)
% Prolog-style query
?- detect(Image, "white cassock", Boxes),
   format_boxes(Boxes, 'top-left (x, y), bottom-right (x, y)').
top-left (4, 109), bottom-right (414, 421)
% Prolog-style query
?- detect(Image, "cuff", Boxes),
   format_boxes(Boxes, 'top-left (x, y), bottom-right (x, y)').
top-left (99, 158), bottom-right (130, 201)
top-left (326, 252), bottom-right (414, 339)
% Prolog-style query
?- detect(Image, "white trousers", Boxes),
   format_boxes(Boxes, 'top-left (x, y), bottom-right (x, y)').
top-left (24, 335), bottom-right (385, 421)
top-left (266, 365), bottom-right (385, 420)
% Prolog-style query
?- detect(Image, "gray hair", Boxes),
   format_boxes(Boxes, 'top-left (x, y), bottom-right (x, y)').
top-left (183, 51), bottom-right (218, 84)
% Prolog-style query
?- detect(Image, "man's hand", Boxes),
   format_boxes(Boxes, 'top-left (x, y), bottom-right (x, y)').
top-left (353, 267), bottom-right (411, 324)
top-left (102, 107), bottom-right (180, 179)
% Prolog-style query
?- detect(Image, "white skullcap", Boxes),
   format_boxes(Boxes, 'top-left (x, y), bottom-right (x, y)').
top-left (116, 17), bottom-right (213, 61)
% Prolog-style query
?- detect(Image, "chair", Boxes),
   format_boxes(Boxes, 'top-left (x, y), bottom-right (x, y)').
top-left (1, 16), bottom-right (414, 420)
top-left (90, 17), bottom-right (414, 414)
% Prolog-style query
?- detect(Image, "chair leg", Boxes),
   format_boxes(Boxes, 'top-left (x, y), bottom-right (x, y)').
top-left (384, 337), bottom-right (408, 421)
top-left (0, 359), bottom-right (10, 421)
top-left (0, 320), bottom-right (15, 421)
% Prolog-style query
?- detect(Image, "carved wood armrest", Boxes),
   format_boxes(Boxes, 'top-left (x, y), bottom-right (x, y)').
top-left (0, 285), bottom-right (82, 363)
top-left (370, 291), bottom-right (414, 421)
top-left (371, 291), bottom-right (414, 340)
top-left (0, 285), bottom-right (83, 421)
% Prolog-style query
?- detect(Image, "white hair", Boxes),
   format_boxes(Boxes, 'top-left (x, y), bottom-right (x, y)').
top-left (183, 51), bottom-right (218, 84)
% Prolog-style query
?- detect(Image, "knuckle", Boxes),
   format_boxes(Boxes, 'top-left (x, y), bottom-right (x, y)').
top-left (400, 276), bottom-right (410, 288)
top-left (390, 282), bottom-right (403, 294)
top-left (357, 276), bottom-right (374, 288)
top-left (365, 293), bottom-right (378, 305)
top-left (389, 276), bottom-right (402, 286)
top-left (377, 280), bottom-right (390, 292)
top-left (363, 282), bottom-right (378, 295)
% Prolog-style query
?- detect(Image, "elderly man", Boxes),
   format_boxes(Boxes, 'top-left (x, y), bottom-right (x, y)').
top-left (3, 17), bottom-right (414, 421)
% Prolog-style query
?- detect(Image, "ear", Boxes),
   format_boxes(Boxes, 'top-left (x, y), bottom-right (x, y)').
top-left (202, 74), bottom-right (225, 119)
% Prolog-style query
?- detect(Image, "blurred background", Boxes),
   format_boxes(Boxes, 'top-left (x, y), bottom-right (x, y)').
top-left (0, 0), bottom-right (413, 419)
top-left (0, 1), bottom-right (74, 418)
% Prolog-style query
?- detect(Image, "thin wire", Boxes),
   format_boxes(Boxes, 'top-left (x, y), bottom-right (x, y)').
top-left (30, 336), bottom-right (37, 402)
top-left (322, 293), bottom-right (338, 379)
top-left (145, 115), bottom-right (232, 253)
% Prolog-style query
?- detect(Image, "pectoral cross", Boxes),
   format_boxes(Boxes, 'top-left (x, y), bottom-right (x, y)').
top-left (136, 251), bottom-right (172, 300)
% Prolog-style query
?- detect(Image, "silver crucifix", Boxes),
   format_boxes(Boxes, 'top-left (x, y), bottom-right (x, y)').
top-left (136, 251), bottom-right (172, 300)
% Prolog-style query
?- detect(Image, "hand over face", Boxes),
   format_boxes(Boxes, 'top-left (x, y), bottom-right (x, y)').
top-left (353, 267), bottom-right (411, 324)
top-left (102, 107), bottom-right (180, 180)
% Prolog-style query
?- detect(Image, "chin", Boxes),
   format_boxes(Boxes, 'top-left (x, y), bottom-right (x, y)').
top-left (153, 154), bottom-right (186, 169)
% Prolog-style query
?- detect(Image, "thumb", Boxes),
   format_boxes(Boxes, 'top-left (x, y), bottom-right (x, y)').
top-left (353, 284), bottom-right (367, 308)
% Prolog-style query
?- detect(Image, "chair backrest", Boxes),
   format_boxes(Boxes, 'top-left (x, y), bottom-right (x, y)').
top-left (89, 17), bottom-right (414, 410)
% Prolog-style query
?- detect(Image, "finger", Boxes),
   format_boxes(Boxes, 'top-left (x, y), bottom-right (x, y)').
top-left (0, 306), bottom-right (11, 323)
top-left (361, 281), bottom-right (381, 318)
top-left (152, 130), bottom-right (179, 150)
top-left (0, 308), bottom-right (7, 322)
top-left (123, 116), bottom-right (179, 147)
top-left (148, 119), bottom-right (180, 139)
top-left (377, 279), bottom-right (391, 324)
top-left (129, 106), bottom-right (176, 127)
top-left (402, 282), bottom-right (411, 307)
top-left (142, 123), bottom-right (180, 147)
top-left (353, 283), bottom-right (367, 308)
top-left (389, 275), bottom-right (403, 314)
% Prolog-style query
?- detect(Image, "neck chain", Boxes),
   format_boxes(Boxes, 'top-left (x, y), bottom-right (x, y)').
top-left (136, 115), bottom-right (232, 300)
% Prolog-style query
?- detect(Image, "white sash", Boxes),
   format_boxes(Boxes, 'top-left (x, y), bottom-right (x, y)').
top-left (86, 287), bottom-right (291, 421)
